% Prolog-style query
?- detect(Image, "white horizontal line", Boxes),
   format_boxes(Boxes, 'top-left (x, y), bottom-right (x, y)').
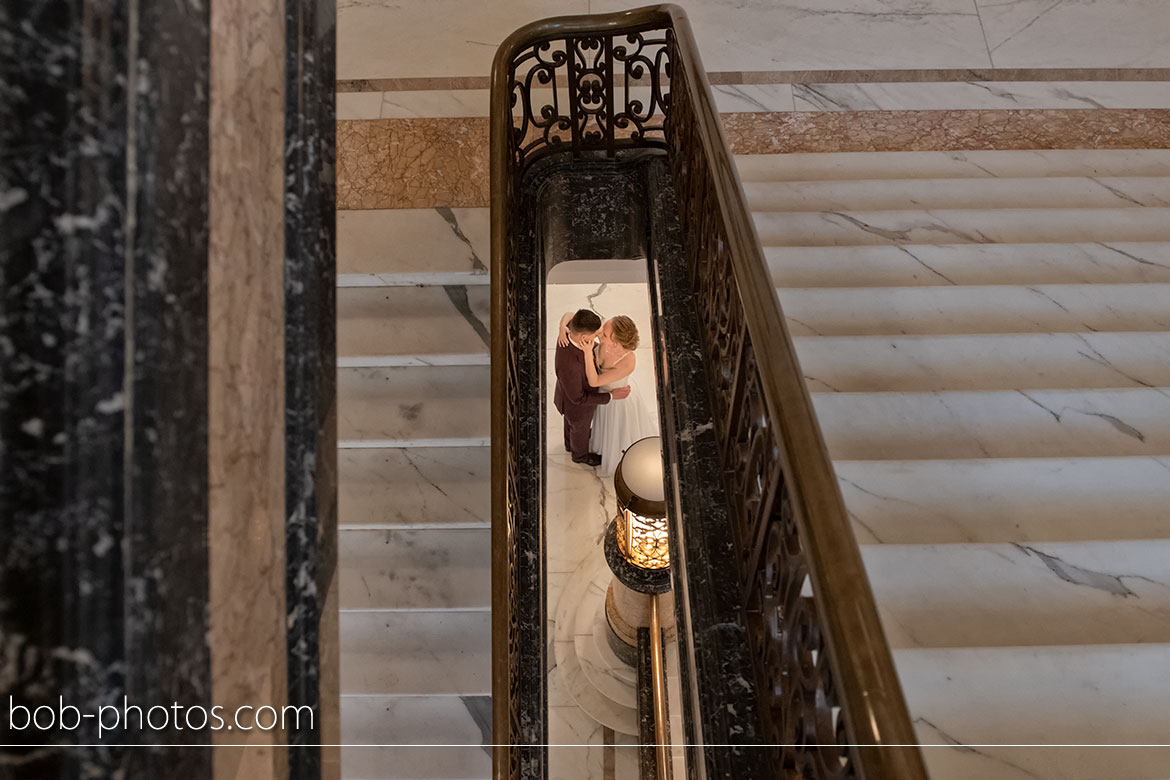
top-left (340, 607), bottom-right (491, 613)
top-left (12, 743), bottom-right (1170, 748)
top-left (339, 523), bottom-right (489, 530)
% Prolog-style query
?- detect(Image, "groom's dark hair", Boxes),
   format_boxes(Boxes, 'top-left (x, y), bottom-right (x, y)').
top-left (567, 309), bottom-right (602, 335)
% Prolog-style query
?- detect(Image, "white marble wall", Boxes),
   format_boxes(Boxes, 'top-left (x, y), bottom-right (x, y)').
top-left (339, 80), bottom-right (1170, 119)
top-left (339, 0), bottom-right (1170, 80)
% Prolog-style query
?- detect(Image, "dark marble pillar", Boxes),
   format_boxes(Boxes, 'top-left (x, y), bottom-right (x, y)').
top-left (1, 1), bottom-right (212, 778)
top-left (1, 0), bottom-right (337, 777)
top-left (284, 0), bottom-right (340, 778)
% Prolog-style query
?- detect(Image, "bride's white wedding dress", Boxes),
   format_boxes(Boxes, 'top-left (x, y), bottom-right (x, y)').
top-left (590, 349), bottom-right (660, 476)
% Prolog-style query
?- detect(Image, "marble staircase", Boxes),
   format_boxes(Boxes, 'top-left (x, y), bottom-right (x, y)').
top-left (335, 147), bottom-right (1170, 779)
top-left (337, 207), bottom-right (492, 779)
top-left (754, 148), bottom-right (1170, 779)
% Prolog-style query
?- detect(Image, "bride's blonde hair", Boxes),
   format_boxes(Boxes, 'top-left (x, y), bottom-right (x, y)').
top-left (609, 315), bottom-right (639, 350)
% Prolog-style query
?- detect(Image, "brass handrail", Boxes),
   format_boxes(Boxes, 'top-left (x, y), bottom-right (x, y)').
top-left (490, 6), bottom-right (927, 779)
top-left (649, 595), bottom-right (670, 780)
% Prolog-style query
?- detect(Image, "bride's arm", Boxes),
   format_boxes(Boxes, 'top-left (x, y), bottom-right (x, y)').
top-left (556, 312), bottom-right (573, 347)
top-left (583, 352), bottom-right (636, 388)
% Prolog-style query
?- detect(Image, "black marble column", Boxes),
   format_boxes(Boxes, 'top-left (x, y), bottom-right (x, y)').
top-left (1, 0), bottom-right (212, 778)
top-left (284, 0), bottom-right (339, 777)
top-left (3, 1), bottom-right (337, 777)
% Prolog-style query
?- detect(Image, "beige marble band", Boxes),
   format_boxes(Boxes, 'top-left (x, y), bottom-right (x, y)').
top-left (209, 0), bottom-right (289, 775)
top-left (337, 109), bottom-right (1170, 210)
top-left (723, 108), bottom-right (1170, 156)
top-left (338, 68), bottom-right (1170, 93)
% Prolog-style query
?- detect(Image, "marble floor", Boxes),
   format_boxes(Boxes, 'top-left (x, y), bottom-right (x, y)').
top-left (544, 280), bottom-right (686, 780)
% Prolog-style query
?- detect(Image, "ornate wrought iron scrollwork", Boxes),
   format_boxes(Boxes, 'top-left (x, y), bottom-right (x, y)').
top-left (665, 37), bottom-right (862, 778)
top-left (505, 27), bottom-right (671, 170)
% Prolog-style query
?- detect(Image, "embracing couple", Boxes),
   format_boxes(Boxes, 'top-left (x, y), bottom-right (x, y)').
top-left (553, 309), bottom-right (659, 475)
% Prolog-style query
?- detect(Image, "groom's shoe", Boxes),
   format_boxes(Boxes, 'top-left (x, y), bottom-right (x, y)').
top-left (573, 452), bottom-right (603, 467)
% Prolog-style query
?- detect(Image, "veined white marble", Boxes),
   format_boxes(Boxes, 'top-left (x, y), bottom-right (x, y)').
top-left (336, 90), bottom-right (385, 120)
top-left (339, 447), bottom-right (489, 529)
top-left (547, 502), bottom-right (639, 731)
top-left (551, 637), bottom-right (639, 735)
top-left (575, 633), bottom-right (635, 709)
top-left (589, 609), bottom-right (636, 686)
top-left (340, 610), bottom-right (490, 695)
top-left (338, 436), bottom-right (490, 449)
top-left (342, 745), bottom-right (490, 779)
top-left (591, 0), bottom-right (993, 71)
top-left (544, 281), bottom-right (654, 347)
top-left (340, 528), bottom-right (490, 610)
top-left (767, 242), bottom-right (1170, 288)
top-left (364, 83), bottom-right (799, 119)
top-left (866, 540), bottom-right (1170, 648)
top-left (899, 644), bottom-right (1170, 779)
top-left (793, 80), bottom-right (1170, 111)
top-left (735, 149), bottom-right (1170, 182)
top-left (338, 207), bottom-right (488, 285)
top-left (814, 387), bottom-right (1170, 460)
top-left (341, 693), bottom-right (490, 745)
top-left (745, 176), bottom-right (1170, 213)
top-left (753, 207), bottom-right (1170, 247)
top-left (712, 83), bottom-right (796, 113)
top-left (338, 353), bottom-right (492, 368)
top-left (544, 278), bottom-right (664, 750)
top-left (838, 457), bottom-right (1170, 545)
top-left (339, 0), bottom-right (1168, 80)
top-left (546, 454), bottom-right (613, 575)
top-left (344, 80), bottom-right (1170, 121)
top-left (795, 332), bottom-right (1170, 393)
top-left (977, 0), bottom-right (1170, 68)
top-left (338, 285), bottom-right (490, 361)
top-left (778, 283), bottom-right (1170, 336)
top-left (339, 0), bottom-right (588, 80)
top-left (338, 365), bottom-right (490, 442)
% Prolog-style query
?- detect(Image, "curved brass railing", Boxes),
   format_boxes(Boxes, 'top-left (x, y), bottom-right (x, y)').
top-left (490, 6), bottom-right (928, 779)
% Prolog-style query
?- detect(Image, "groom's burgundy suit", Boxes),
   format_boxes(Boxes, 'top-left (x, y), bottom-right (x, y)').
top-left (553, 340), bottom-right (610, 462)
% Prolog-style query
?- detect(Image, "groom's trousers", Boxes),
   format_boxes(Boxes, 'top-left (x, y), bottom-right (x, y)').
top-left (562, 408), bottom-right (595, 462)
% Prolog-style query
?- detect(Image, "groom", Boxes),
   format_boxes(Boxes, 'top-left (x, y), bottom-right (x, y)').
top-left (554, 309), bottom-right (630, 466)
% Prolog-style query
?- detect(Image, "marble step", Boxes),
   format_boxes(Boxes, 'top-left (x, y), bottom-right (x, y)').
top-left (342, 748), bottom-right (488, 780)
top-left (551, 636), bottom-right (639, 736)
top-left (338, 285), bottom-right (489, 365)
top-left (837, 457), bottom-right (1170, 545)
top-left (778, 283), bottom-right (1170, 336)
top-left (814, 387), bottom-right (1170, 460)
top-left (338, 207), bottom-right (489, 286)
top-left (590, 608), bottom-right (636, 687)
top-left (898, 644), bottom-right (1170, 780)
top-left (734, 149), bottom-right (1170, 182)
top-left (867, 541), bottom-right (1170, 649)
top-left (339, 447), bottom-right (489, 529)
top-left (338, 365), bottom-right (489, 445)
top-left (341, 695), bottom-right (490, 779)
top-left (574, 632), bottom-right (636, 709)
top-left (752, 207), bottom-right (1170, 247)
top-left (766, 242), bottom-right (1170, 288)
top-left (340, 528), bottom-right (490, 610)
top-left (340, 610), bottom-right (490, 695)
top-left (744, 176), bottom-right (1170, 212)
top-left (794, 332), bottom-right (1170, 393)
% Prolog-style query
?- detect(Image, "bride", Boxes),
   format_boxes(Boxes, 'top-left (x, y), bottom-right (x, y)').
top-left (558, 312), bottom-right (659, 475)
